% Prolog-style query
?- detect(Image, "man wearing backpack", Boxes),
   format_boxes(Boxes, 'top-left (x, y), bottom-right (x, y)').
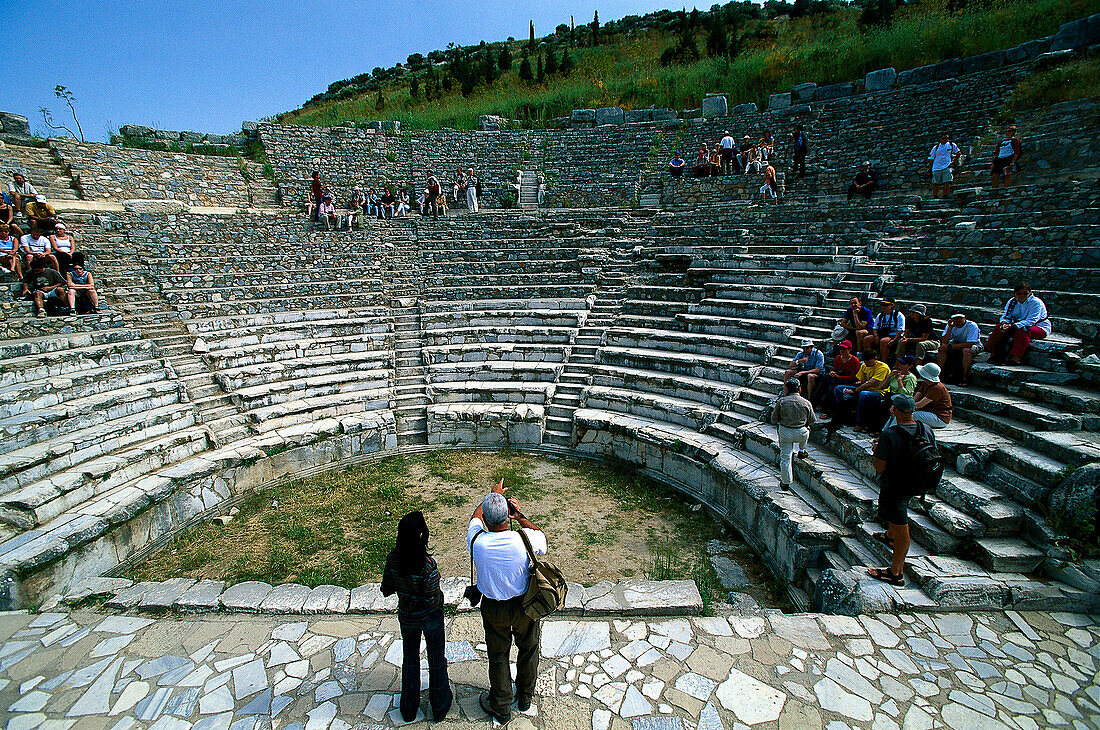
top-left (867, 394), bottom-right (940, 587)
top-left (468, 481), bottom-right (547, 723)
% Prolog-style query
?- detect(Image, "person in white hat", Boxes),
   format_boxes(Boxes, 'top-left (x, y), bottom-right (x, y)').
top-left (783, 339), bottom-right (825, 400)
top-left (882, 362), bottom-right (952, 430)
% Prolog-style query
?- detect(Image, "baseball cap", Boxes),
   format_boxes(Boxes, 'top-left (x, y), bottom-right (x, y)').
top-left (880, 296), bottom-right (895, 305)
top-left (839, 340), bottom-right (852, 349)
top-left (911, 304), bottom-right (927, 315)
top-left (897, 355), bottom-right (916, 365)
top-left (799, 339), bottom-right (814, 348)
top-left (35, 195), bottom-right (46, 203)
top-left (891, 394), bottom-right (916, 412)
top-left (950, 312), bottom-right (966, 319)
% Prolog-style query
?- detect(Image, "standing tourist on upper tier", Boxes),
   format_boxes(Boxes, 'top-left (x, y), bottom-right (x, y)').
top-left (719, 132), bottom-right (735, 174)
top-left (772, 378), bottom-right (816, 491)
top-left (790, 125), bottom-right (809, 178)
top-left (469, 481), bottom-right (547, 724)
top-left (927, 133), bottom-right (960, 198)
top-left (986, 282), bottom-right (1051, 366)
top-left (668, 152), bottom-right (686, 177)
top-left (991, 125), bottom-right (1022, 188)
top-left (465, 168), bottom-right (479, 213)
top-left (937, 312), bottom-right (982, 386)
top-left (426, 171), bottom-right (442, 219)
top-left (381, 511), bottom-right (452, 722)
top-left (846, 161), bottom-right (878, 200)
top-left (309, 171), bottom-right (323, 221)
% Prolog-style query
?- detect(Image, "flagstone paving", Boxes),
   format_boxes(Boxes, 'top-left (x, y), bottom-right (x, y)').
top-left (0, 605), bottom-right (1097, 730)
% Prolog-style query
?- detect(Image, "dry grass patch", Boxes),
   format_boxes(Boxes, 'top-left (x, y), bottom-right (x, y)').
top-left (126, 451), bottom-right (783, 610)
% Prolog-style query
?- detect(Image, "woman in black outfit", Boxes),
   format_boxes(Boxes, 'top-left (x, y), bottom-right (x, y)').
top-left (380, 511), bottom-right (452, 722)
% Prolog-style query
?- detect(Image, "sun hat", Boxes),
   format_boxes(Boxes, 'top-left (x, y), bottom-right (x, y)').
top-left (831, 325), bottom-right (846, 339)
top-left (799, 339), bottom-right (814, 348)
top-left (911, 304), bottom-right (927, 315)
top-left (950, 312), bottom-right (966, 319)
top-left (917, 363), bottom-right (941, 383)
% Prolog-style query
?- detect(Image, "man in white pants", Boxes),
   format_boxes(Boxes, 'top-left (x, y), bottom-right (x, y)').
top-left (465, 168), bottom-right (479, 213)
top-left (772, 378), bottom-right (816, 490)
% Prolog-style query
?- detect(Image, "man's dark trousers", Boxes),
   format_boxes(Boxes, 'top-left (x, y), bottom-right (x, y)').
top-left (481, 595), bottom-right (540, 716)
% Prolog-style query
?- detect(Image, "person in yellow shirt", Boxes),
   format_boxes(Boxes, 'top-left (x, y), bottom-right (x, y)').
top-left (830, 350), bottom-right (891, 428)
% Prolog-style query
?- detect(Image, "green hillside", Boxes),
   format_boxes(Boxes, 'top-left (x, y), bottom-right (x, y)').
top-left (278, 0), bottom-right (1100, 131)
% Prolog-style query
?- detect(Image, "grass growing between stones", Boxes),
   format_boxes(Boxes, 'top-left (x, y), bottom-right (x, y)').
top-left (126, 451), bottom-right (782, 609)
top-left (999, 56), bottom-right (1100, 122)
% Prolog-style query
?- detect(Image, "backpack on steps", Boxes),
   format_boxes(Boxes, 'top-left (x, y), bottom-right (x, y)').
top-left (888, 423), bottom-right (944, 501)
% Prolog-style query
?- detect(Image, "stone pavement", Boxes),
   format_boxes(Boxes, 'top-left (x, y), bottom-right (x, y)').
top-left (0, 604), bottom-right (1097, 730)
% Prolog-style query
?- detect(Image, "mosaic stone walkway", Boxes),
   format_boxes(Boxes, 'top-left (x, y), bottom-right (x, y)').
top-left (0, 605), bottom-right (1098, 730)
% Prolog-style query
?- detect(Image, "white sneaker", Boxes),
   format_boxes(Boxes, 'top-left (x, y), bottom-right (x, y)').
top-left (35, 309), bottom-right (46, 317)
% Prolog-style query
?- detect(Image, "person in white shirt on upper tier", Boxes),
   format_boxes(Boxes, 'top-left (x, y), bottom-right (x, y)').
top-left (927, 132), bottom-right (960, 198)
top-left (467, 481), bottom-right (547, 724)
top-left (719, 131), bottom-right (736, 174)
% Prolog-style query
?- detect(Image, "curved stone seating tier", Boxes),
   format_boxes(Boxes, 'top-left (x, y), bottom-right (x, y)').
top-left (427, 403), bottom-right (544, 446)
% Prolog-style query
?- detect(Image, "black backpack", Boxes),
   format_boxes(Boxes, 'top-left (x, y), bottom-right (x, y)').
top-left (887, 423), bottom-right (943, 500)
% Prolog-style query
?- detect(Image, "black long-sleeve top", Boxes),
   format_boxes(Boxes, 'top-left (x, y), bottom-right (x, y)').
top-left (380, 550), bottom-right (444, 622)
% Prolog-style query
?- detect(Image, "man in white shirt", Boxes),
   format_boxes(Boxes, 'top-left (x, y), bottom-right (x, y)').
top-left (468, 482), bottom-right (547, 723)
top-left (719, 131), bottom-right (735, 175)
top-left (927, 133), bottom-right (960, 198)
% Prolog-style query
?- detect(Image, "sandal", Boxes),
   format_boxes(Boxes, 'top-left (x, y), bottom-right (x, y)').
top-left (871, 531), bottom-right (894, 548)
top-left (867, 567), bottom-right (905, 586)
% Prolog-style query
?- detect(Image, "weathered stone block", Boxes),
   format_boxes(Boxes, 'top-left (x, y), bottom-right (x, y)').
top-left (175, 579), bottom-right (225, 613)
top-left (1049, 462), bottom-right (1099, 537)
top-left (0, 112), bottom-right (31, 136)
top-left (934, 58), bottom-right (962, 79)
top-left (123, 199), bottom-right (188, 214)
top-left (478, 115), bottom-right (507, 131)
top-left (814, 82), bottom-right (853, 101)
top-left (651, 108), bottom-right (678, 122)
top-left (864, 68), bottom-right (897, 92)
top-left (571, 109), bottom-right (596, 125)
top-left (219, 581), bottom-right (273, 612)
top-left (1022, 37), bottom-right (1053, 58)
top-left (260, 583), bottom-right (312, 613)
top-left (731, 102), bottom-right (759, 115)
top-left (120, 124), bottom-right (154, 137)
top-left (790, 83), bottom-right (817, 102)
top-left (380, 120), bottom-right (400, 133)
top-left (595, 107), bottom-right (624, 126)
top-left (624, 109), bottom-right (652, 124)
top-left (961, 50), bottom-right (1005, 75)
top-left (767, 93), bottom-right (791, 111)
top-left (701, 95), bottom-right (728, 118)
top-left (1004, 44), bottom-right (1029, 63)
top-left (896, 64), bottom-right (935, 86)
top-left (1051, 13), bottom-right (1100, 51)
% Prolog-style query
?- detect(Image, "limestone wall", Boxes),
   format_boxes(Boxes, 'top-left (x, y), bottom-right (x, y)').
top-left (50, 138), bottom-right (259, 207)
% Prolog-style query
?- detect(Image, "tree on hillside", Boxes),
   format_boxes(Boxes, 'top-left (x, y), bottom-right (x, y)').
top-left (858, 0), bottom-right (900, 28)
top-left (482, 50), bottom-right (498, 85)
top-left (560, 49), bottom-right (575, 76)
top-left (536, 54), bottom-right (545, 83)
top-left (570, 16), bottom-right (575, 47)
top-left (498, 45), bottom-right (513, 71)
top-left (529, 20), bottom-right (536, 51)
top-left (546, 48), bottom-right (559, 75)
top-left (592, 10), bottom-right (600, 46)
top-left (406, 53), bottom-right (425, 68)
top-left (375, 88), bottom-right (384, 111)
top-left (519, 54), bottom-right (534, 83)
top-left (706, 17), bottom-right (729, 57)
top-left (409, 74), bottom-right (420, 99)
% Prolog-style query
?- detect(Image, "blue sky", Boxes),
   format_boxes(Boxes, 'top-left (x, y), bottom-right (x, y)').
top-left (9, 0), bottom-right (689, 141)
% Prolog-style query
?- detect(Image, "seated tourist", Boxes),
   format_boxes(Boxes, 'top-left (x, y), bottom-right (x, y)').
top-left (50, 223), bottom-right (77, 273)
top-left (21, 257), bottom-right (67, 317)
top-left (863, 296), bottom-right (905, 363)
top-left (883, 362), bottom-right (951, 430)
top-left (814, 339), bottom-right (861, 412)
top-left (831, 350), bottom-right (891, 426)
top-left (0, 192), bottom-right (22, 238)
top-left (304, 188), bottom-right (316, 221)
top-left (693, 147), bottom-right (710, 178)
top-left (66, 254), bottom-right (98, 314)
top-left (347, 187), bottom-right (366, 229)
top-left (991, 126), bottom-right (1021, 189)
top-left (25, 196), bottom-right (57, 234)
top-left (759, 162), bottom-right (778, 204)
top-left (783, 339), bottom-right (825, 400)
top-left (986, 282), bottom-right (1051, 366)
top-left (451, 167), bottom-right (466, 202)
top-left (668, 153), bottom-right (686, 177)
top-left (7, 171), bottom-right (37, 214)
top-left (856, 355), bottom-right (916, 434)
top-left (417, 189), bottom-right (428, 215)
top-left (838, 296), bottom-right (873, 351)
top-left (937, 312), bottom-right (982, 386)
top-left (380, 187), bottom-right (397, 218)
top-left (708, 145), bottom-right (722, 177)
top-left (0, 223), bottom-right (21, 280)
top-left (746, 143), bottom-right (764, 176)
top-left (846, 161), bottom-right (878, 200)
top-left (396, 188), bottom-right (411, 216)
top-left (317, 195), bottom-right (339, 230)
top-left (21, 228), bottom-right (58, 271)
top-left (895, 303), bottom-right (937, 362)
top-left (364, 188), bottom-right (380, 218)
top-left (759, 131), bottom-right (775, 163)
top-left (737, 135), bottom-right (754, 173)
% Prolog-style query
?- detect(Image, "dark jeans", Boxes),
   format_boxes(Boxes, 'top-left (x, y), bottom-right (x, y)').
top-left (792, 150), bottom-right (806, 176)
top-left (847, 182), bottom-right (877, 199)
top-left (399, 609), bottom-right (451, 721)
top-left (481, 595), bottom-right (540, 717)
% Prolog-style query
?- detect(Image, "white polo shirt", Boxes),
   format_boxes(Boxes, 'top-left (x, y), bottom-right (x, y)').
top-left (468, 518), bottom-right (547, 601)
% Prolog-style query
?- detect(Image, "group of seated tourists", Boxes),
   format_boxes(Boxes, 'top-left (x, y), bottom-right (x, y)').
top-left (1, 171), bottom-right (99, 317)
top-left (306, 171), bottom-right (413, 229)
top-left (668, 129), bottom-right (779, 179)
top-left (782, 283), bottom-right (1051, 436)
